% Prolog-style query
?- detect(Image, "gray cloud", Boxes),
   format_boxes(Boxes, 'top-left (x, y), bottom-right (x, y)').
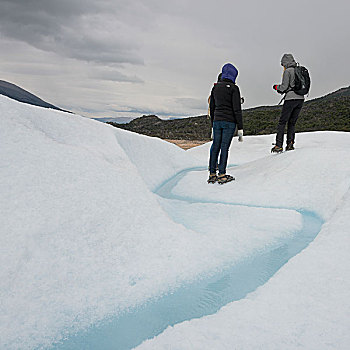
top-left (175, 97), bottom-right (207, 110)
top-left (88, 68), bottom-right (143, 83)
top-left (0, 0), bottom-right (349, 120)
top-left (0, 0), bottom-right (144, 65)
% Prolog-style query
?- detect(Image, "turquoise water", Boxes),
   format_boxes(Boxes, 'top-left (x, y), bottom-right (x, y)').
top-left (49, 167), bottom-right (323, 350)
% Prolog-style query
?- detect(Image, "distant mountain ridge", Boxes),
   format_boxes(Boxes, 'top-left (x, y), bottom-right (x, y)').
top-left (93, 116), bottom-right (134, 124)
top-left (0, 80), bottom-right (70, 112)
top-left (110, 86), bottom-right (350, 140)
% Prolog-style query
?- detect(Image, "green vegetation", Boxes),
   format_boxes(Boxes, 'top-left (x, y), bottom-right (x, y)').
top-left (109, 86), bottom-right (350, 140)
top-left (110, 115), bottom-right (212, 140)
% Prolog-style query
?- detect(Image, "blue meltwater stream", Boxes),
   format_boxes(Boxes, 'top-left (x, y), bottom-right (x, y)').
top-left (50, 167), bottom-right (324, 350)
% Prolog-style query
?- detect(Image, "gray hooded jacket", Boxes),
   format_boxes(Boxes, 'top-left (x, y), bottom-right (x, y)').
top-left (277, 54), bottom-right (304, 101)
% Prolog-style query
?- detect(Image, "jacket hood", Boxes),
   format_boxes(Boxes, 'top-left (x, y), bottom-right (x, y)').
top-left (221, 63), bottom-right (238, 83)
top-left (281, 54), bottom-right (297, 68)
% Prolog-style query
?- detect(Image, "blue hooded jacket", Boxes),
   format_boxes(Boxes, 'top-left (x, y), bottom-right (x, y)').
top-left (221, 63), bottom-right (238, 83)
top-left (209, 63), bottom-right (243, 129)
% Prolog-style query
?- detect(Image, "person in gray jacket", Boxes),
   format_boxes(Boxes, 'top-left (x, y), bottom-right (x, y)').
top-left (271, 53), bottom-right (304, 152)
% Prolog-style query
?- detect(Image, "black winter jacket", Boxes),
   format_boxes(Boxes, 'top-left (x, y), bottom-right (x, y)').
top-left (209, 79), bottom-right (243, 130)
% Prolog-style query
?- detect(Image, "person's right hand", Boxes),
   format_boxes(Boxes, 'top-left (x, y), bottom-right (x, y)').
top-left (238, 129), bottom-right (243, 142)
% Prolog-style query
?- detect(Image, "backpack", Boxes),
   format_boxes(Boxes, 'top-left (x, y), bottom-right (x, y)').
top-left (293, 64), bottom-right (311, 95)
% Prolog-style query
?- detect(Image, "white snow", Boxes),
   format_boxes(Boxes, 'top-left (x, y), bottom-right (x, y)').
top-left (0, 95), bottom-right (349, 349)
top-left (136, 137), bottom-right (350, 349)
top-left (136, 193), bottom-right (350, 350)
top-left (172, 135), bottom-right (350, 220)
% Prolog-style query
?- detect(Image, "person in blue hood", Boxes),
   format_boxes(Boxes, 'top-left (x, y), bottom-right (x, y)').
top-left (208, 63), bottom-right (244, 184)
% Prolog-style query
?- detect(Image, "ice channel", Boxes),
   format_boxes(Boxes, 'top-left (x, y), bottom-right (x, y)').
top-left (50, 167), bottom-right (324, 350)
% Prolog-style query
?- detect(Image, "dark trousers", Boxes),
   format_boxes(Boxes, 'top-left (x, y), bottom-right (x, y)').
top-left (209, 121), bottom-right (236, 174)
top-left (276, 99), bottom-right (304, 147)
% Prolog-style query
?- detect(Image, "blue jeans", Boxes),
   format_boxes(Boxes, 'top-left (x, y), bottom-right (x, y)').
top-left (209, 121), bottom-right (236, 174)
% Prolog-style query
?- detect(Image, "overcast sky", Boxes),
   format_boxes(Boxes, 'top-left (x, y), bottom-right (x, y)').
top-left (0, 0), bottom-right (349, 119)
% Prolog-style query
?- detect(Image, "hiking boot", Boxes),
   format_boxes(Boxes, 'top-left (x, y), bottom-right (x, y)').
top-left (207, 173), bottom-right (217, 184)
top-left (285, 142), bottom-right (295, 151)
top-left (217, 174), bottom-right (235, 184)
top-left (271, 145), bottom-right (283, 153)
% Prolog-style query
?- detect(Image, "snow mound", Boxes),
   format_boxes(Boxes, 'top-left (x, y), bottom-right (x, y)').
top-left (0, 96), bottom-right (307, 349)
